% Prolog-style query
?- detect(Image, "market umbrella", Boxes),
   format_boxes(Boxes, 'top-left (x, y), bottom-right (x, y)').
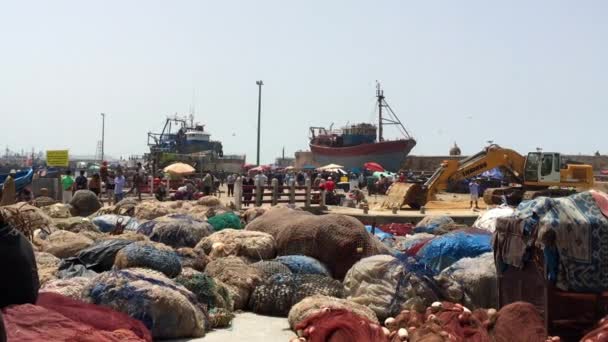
top-left (601, 169), bottom-right (608, 175)
top-left (302, 164), bottom-right (317, 170)
top-left (163, 162), bottom-right (195, 176)
top-left (363, 162), bottom-right (384, 172)
top-left (318, 163), bottom-right (344, 171)
top-left (284, 166), bottom-right (295, 171)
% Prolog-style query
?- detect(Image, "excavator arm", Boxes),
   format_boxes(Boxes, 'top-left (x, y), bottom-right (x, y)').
top-left (382, 144), bottom-right (526, 210)
top-left (423, 144), bottom-right (526, 202)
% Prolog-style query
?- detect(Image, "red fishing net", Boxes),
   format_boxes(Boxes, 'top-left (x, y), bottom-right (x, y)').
top-left (492, 301), bottom-right (547, 342)
top-left (295, 308), bottom-right (389, 342)
top-left (36, 292), bottom-right (152, 342)
top-left (2, 303), bottom-right (146, 342)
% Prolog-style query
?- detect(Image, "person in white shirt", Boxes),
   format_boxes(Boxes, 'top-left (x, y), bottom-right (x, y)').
top-left (226, 174), bottom-right (236, 196)
top-left (254, 171), bottom-right (268, 187)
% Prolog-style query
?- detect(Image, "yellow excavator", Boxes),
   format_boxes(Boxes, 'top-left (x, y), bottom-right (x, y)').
top-left (383, 144), bottom-right (594, 209)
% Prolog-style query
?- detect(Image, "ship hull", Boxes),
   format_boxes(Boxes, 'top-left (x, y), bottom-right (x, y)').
top-left (310, 139), bottom-right (416, 172)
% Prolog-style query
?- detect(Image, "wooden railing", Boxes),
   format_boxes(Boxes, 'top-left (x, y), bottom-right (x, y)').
top-left (234, 178), bottom-right (326, 210)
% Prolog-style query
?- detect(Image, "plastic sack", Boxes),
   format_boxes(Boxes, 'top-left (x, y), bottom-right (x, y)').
top-left (92, 215), bottom-right (140, 233)
top-left (86, 268), bottom-right (207, 339)
top-left (62, 239), bottom-right (133, 273)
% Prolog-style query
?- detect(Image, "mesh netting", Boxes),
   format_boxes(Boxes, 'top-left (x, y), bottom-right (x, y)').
top-left (275, 255), bottom-right (331, 277)
top-left (174, 268), bottom-right (233, 312)
top-left (251, 260), bottom-right (292, 278)
top-left (248, 273), bottom-right (344, 317)
top-left (114, 241), bottom-right (182, 278)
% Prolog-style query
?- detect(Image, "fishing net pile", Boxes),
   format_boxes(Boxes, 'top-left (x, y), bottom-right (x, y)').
top-left (415, 228), bottom-right (492, 273)
top-left (0, 203), bottom-right (54, 236)
top-left (197, 195), bottom-right (221, 207)
top-left (40, 277), bottom-right (92, 301)
top-left (94, 198), bottom-right (139, 216)
top-left (242, 207), bottom-right (266, 224)
top-left (86, 268), bottom-right (207, 339)
top-left (249, 273), bottom-right (344, 316)
top-left (491, 301), bottom-right (547, 342)
top-left (175, 268), bottom-right (234, 328)
top-left (293, 309), bottom-right (389, 342)
top-left (176, 247), bottom-right (210, 272)
top-left (275, 255), bottom-right (331, 276)
top-left (2, 301), bottom-right (148, 342)
top-left (39, 230), bottom-right (95, 258)
top-left (41, 203), bottom-right (71, 218)
top-left (148, 215), bottom-right (214, 248)
top-left (36, 292), bottom-right (152, 341)
top-left (36, 251), bottom-right (61, 285)
top-left (251, 260), bottom-right (293, 278)
top-left (53, 216), bottom-right (100, 233)
top-left (69, 190), bottom-right (102, 217)
top-left (205, 256), bottom-right (263, 310)
top-left (413, 215), bottom-right (456, 235)
top-left (435, 252), bottom-right (498, 309)
top-left (195, 229), bottom-right (276, 261)
top-left (343, 254), bottom-right (441, 321)
top-left (114, 240), bottom-right (182, 278)
top-left (245, 207), bottom-right (390, 280)
top-left (288, 294), bottom-right (379, 330)
top-left (207, 212), bottom-right (243, 231)
top-left (580, 316), bottom-right (608, 342)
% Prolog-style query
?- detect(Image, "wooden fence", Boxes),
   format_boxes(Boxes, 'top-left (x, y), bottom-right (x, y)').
top-left (234, 178), bottom-right (326, 210)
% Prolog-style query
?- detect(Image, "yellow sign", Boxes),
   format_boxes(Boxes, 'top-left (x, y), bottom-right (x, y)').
top-left (46, 150), bottom-right (69, 167)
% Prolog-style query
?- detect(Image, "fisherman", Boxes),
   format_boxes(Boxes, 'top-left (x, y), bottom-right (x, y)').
top-left (469, 178), bottom-right (480, 209)
top-left (254, 171), bottom-right (268, 188)
top-left (75, 170), bottom-right (88, 191)
top-left (132, 162), bottom-right (145, 201)
top-left (242, 174), bottom-right (254, 206)
top-left (61, 170), bottom-right (75, 204)
top-left (114, 169), bottom-right (126, 203)
top-left (88, 173), bottom-right (101, 196)
top-left (202, 172), bottom-right (213, 196)
top-left (226, 173), bottom-right (236, 197)
top-left (0, 170), bottom-right (16, 206)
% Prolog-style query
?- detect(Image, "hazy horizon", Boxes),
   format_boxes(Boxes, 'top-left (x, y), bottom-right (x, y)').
top-left (1, 1), bottom-right (606, 163)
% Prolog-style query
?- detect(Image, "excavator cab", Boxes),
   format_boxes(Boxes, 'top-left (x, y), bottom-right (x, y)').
top-left (524, 152), bottom-right (562, 184)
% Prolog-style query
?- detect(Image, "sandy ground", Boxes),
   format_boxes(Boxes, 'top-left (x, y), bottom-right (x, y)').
top-left (174, 312), bottom-right (295, 342)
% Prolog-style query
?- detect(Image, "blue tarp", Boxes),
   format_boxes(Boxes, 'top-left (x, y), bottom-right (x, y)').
top-left (365, 225), bottom-right (394, 242)
top-left (416, 229), bottom-right (492, 274)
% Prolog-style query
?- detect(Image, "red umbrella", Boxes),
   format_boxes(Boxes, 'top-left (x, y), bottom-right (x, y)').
top-left (364, 162), bottom-right (385, 172)
top-left (601, 169), bottom-right (608, 175)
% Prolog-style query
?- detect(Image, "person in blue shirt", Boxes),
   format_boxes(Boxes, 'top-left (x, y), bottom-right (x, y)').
top-left (469, 178), bottom-right (480, 209)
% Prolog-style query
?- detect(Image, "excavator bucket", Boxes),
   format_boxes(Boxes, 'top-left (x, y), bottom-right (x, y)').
top-left (381, 182), bottom-right (426, 210)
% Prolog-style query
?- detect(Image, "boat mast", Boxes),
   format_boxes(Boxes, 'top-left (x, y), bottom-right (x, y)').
top-left (377, 81), bottom-right (384, 142)
top-left (375, 81), bottom-right (414, 141)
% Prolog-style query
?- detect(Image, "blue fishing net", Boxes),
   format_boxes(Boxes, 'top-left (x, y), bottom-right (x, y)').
top-left (275, 255), bottom-right (331, 277)
top-left (117, 242), bottom-right (182, 278)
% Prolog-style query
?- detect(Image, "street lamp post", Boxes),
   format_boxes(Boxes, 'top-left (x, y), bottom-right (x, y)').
top-left (101, 113), bottom-right (106, 162)
top-left (256, 80), bottom-right (263, 166)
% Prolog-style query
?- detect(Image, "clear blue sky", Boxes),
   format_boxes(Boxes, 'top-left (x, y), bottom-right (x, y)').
top-left (1, 0), bottom-right (606, 163)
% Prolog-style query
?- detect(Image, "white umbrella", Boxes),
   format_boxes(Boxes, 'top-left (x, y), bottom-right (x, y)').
top-left (163, 162), bottom-right (196, 176)
top-left (317, 163), bottom-right (344, 171)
